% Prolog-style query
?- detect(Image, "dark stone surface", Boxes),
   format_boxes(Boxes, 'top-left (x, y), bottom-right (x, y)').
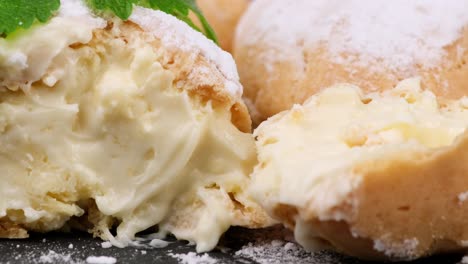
top-left (0, 226), bottom-right (463, 264)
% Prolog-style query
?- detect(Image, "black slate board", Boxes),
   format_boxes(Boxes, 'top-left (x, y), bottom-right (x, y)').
top-left (0, 226), bottom-right (463, 264)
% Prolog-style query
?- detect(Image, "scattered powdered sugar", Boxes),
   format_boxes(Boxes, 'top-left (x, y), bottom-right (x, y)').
top-left (461, 256), bottom-right (468, 264)
top-left (38, 250), bottom-right (73, 263)
top-left (129, 7), bottom-right (242, 98)
top-left (4, 226), bottom-right (364, 263)
top-left (169, 252), bottom-right (217, 264)
top-left (235, 240), bottom-right (346, 264)
top-left (238, 0), bottom-right (468, 73)
top-left (373, 238), bottom-right (419, 259)
top-left (85, 256), bottom-right (117, 264)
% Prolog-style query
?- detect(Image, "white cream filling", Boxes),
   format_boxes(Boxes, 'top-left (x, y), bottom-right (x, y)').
top-left (252, 78), bottom-right (468, 250)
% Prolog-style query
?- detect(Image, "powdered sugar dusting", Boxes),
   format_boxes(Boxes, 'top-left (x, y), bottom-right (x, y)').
top-left (373, 238), bottom-right (419, 259)
top-left (238, 0), bottom-right (468, 73)
top-left (235, 240), bottom-right (347, 264)
top-left (38, 250), bottom-right (76, 264)
top-left (38, 250), bottom-right (70, 263)
top-left (85, 256), bottom-right (117, 264)
top-left (461, 255), bottom-right (468, 264)
top-left (59, 0), bottom-right (106, 28)
top-left (169, 252), bottom-right (217, 264)
top-left (129, 7), bottom-right (242, 98)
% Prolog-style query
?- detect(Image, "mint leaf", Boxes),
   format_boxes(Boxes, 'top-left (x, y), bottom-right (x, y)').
top-left (0, 0), bottom-right (218, 43)
top-left (88, 0), bottom-right (218, 44)
top-left (87, 0), bottom-right (138, 20)
top-left (0, 0), bottom-right (60, 37)
top-left (149, 0), bottom-right (218, 44)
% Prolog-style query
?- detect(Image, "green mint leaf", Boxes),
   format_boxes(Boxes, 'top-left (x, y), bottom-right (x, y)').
top-left (88, 0), bottom-right (218, 44)
top-left (0, 0), bottom-right (218, 43)
top-left (148, 0), bottom-right (218, 44)
top-left (87, 0), bottom-right (138, 20)
top-left (0, 0), bottom-right (60, 37)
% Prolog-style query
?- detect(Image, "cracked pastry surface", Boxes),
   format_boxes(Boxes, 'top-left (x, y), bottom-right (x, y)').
top-left (0, 0), bottom-right (271, 252)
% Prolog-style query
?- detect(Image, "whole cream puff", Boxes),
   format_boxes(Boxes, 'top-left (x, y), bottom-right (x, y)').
top-left (235, 0), bottom-right (468, 123)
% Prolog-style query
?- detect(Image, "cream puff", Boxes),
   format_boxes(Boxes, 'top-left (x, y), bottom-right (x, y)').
top-left (0, 0), bottom-right (271, 252)
top-left (235, 0), bottom-right (468, 123)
